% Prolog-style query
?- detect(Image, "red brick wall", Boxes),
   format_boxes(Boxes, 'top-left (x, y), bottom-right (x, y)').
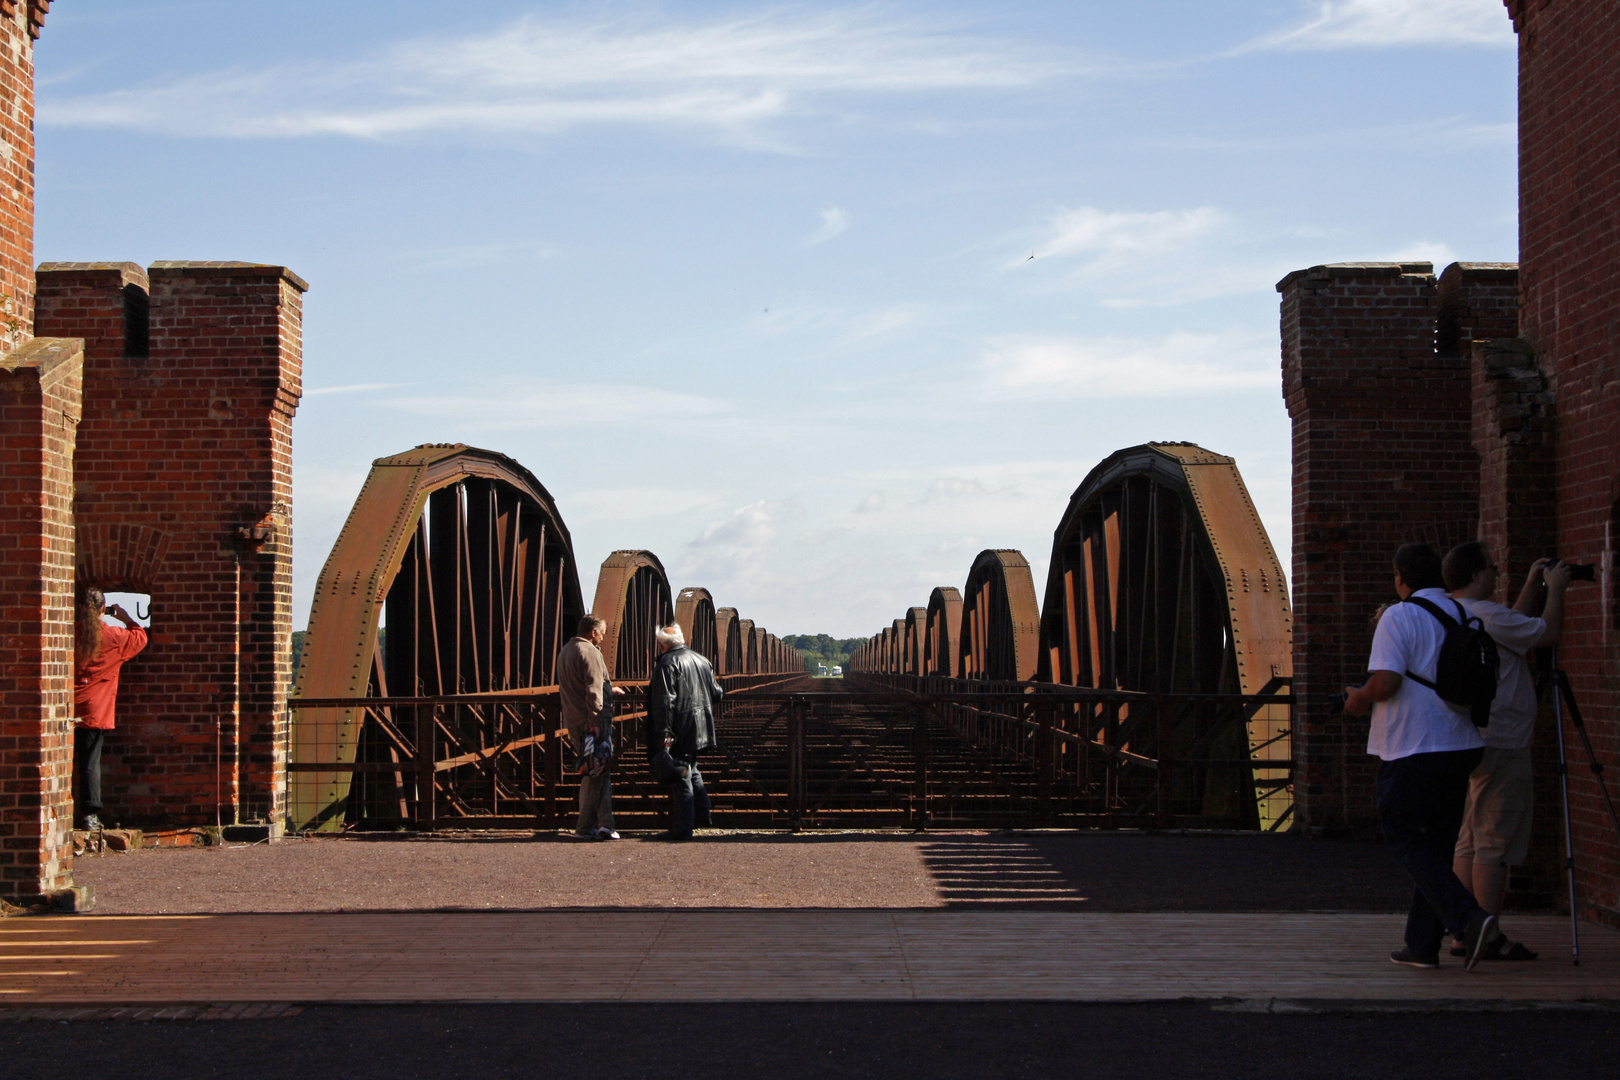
top-left (0, 337), bottom-right (80, 903)
top-left (0, 5), bottom-right (36, 355)
top-left (35, 262), bottom-right (305, 831)
top-left (1512, 0), bottom-right (1620, 919)
top-left (1279, 262), bottom-right (1480, 832)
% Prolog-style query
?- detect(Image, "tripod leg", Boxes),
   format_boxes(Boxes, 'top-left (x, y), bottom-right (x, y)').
top-left (1551, 668), bottom-right (1581, 965)
top-left (1556, 671), bottom-right (1620, 841)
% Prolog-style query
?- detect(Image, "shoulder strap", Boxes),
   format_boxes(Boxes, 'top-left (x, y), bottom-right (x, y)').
top-left (1400, 595), bottom-right (1451, 691)
top-left (1402, 595), bottom-right (1458, 629)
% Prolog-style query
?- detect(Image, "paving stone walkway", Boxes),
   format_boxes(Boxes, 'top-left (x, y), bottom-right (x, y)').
top-left (8, 833), bottom-right (1616, 1006)
top-left (3, 910), bottom-right (1617, 1005)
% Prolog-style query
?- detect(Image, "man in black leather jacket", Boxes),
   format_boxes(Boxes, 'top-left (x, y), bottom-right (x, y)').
top-left (646, 623), bottom-right (724, 840)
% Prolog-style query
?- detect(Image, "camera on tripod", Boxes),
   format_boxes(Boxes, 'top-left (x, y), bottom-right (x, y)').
top-left (1550, 558), bottom-right (1597, 582)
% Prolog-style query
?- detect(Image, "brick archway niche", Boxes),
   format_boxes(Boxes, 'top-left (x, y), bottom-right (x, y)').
top-left (35, 261), bottom-right (305, 836)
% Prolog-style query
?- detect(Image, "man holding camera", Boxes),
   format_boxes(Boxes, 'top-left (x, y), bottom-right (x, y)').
top-left (1443, 544), bottom-right (1574, 961)
top-left (1343, 543), bottom-right (1497, 970)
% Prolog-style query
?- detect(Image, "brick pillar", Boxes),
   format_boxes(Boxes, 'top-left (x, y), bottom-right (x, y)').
top-left (1511, 0), bottom-right (1620, 921)
top-left (0, 337), bottom-right (83, 906)
top-left (0, 4), bottom-right (38, 355)
top-left (1279, 262), bottom-right (1479, 832)
top-left (34, 262), bottom-right (304, 831)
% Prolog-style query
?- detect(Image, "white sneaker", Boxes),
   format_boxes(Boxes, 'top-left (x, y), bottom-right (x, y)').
top-left (597, 829), bottom-right (620, 841)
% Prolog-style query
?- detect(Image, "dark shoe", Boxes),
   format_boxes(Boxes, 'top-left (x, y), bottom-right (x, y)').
top-left (1390, 948), bottom-right (1440, 969)
top-left (1462, 909), bottom-right (1499, 971)
top-left (1487, 938), bottom-right (1538, 961)
top-left (81, 813), bottom-right (103, 832)
top-left (1448, 943), bottom-right (1466, 958)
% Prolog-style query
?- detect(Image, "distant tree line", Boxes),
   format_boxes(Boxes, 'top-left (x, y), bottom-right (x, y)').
top-left (781, 634), bottom-right (865, 675)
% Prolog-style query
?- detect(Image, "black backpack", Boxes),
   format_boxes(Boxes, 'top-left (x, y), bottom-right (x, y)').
top-left (1401, 596), bottom-right (1499, 727)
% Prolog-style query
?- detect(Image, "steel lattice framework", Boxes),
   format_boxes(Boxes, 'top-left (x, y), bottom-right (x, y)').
top-left (290, 444), bottom-right (802, 830)
top-left (849, 442), bottom-right (1293, 829)
top-left (290, 444), bottom-right (585, 829)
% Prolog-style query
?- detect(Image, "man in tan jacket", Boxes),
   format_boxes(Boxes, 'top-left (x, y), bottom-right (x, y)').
top-left (557, 615), bottom-right (624, 839)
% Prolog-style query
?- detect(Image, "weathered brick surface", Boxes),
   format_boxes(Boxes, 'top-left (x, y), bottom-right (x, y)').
top-left (1279, 262), bottom-right (1480, 832)
top-left (0, 337), bottom-right (81, 902)
top-left (35, 262), bottom-right (305, 830)
top-left (1470, 336), bottom-right (1553, 597)
top-left (0, 6), bottom-right (36, 356)
top-left (1511, 0), bottom-right (1620, 920)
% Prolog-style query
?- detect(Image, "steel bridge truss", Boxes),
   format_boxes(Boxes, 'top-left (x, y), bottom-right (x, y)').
top-left (289, 677), bottom-right (1290, 832)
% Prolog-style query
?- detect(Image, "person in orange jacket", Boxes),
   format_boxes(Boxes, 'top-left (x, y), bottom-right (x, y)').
top-left (73, 585), bottom-right (148, 831)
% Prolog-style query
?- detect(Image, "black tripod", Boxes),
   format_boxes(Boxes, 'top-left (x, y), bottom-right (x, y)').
top-left (1547, 649), bottom-right (1620, 965)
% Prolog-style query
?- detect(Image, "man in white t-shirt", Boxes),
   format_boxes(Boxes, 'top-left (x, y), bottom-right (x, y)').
top-left (1344, 543), bottom-right (1496, 970)
top-left (1443, 543), bottom-right (1572, 962)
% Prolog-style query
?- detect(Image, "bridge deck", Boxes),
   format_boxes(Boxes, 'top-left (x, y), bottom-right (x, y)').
top-left (3, 911), bottom-right (1617, 1004)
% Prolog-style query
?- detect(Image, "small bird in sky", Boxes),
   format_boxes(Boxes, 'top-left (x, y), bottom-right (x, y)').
top-left (1028, 252), bottom-right (1035, 260)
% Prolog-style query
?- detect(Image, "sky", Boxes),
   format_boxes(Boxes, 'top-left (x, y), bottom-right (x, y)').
top-left (34, 0), bottom-right (1519, 639)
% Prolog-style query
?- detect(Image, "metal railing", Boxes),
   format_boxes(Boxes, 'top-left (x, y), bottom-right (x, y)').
top-left (286, 672), bottom-right (1290, 832)
top-left (287, 672), bottom-right (805, 831)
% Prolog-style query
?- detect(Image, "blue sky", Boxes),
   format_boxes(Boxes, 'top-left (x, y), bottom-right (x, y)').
top-left (35, 0), bottom-right (1518, 638)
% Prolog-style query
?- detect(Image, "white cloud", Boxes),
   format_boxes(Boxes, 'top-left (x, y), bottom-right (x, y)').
top-left (304, 382), bottom-right (409, 396)
top-left (676, 500), bottom-right (786, 594)
top-left (41, 11), bottom-right (1074, 144)
top-left (1243, 0), bottom-right (1513, 52)
top-left (1012, 203), bottom-right (1420, 308)
top-left (854, 490), bottom-right (886, 513)
top-left (810, 206), bottom-right (851, 244)
top-left (981, 330), bottom-right (1275, 398)
top-left (1013, 204), bottom-right (1286, 307)
top-left (690, 500), bottom-right (779, 553)
top-left (383, 383), bottom-right (727, 432)
top-left (922, 477), bottom-right (992, 501)
top-left (1023, 205), bottom-right (1228, 265)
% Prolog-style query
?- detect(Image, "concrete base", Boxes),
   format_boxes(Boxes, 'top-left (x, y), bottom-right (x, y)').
top-left (2, 884), bottom-right (96, 915)
top-left (221, 823), bottom-right (282, 844)
top-left (46, 885), bottom-right (95, 913)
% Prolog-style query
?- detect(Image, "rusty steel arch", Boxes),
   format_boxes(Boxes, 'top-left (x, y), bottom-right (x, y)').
top-left (957, 549), bottom-right (1041, 681)
top-left (903, 607), bottom-right (928, 675)
top-left (1035, 442), bottom-right (1293, 828)
top-left (291, 443), bottom-right (585, 830)
top-left (734, 618), bottom-right (756, 673)
top-left (591, 550), bottom-right (674, 681)
top-left (715, 607), bottom-right (741, 674)
top-left (674, 586), bottom-right (718, 665)
top-left (924, 587), bottom-right (963, 677)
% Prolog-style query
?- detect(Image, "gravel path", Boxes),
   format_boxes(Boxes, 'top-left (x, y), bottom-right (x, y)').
top-left (71, 831), bottom-right (1416, 914)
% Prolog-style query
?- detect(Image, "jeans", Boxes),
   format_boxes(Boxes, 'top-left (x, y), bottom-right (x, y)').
top-left (668, 760), bottom-right (712, 836)
top-left (1376, 747), bottom-right (1485, 956)
top-left (75, 726), bottom-right (106, 814)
